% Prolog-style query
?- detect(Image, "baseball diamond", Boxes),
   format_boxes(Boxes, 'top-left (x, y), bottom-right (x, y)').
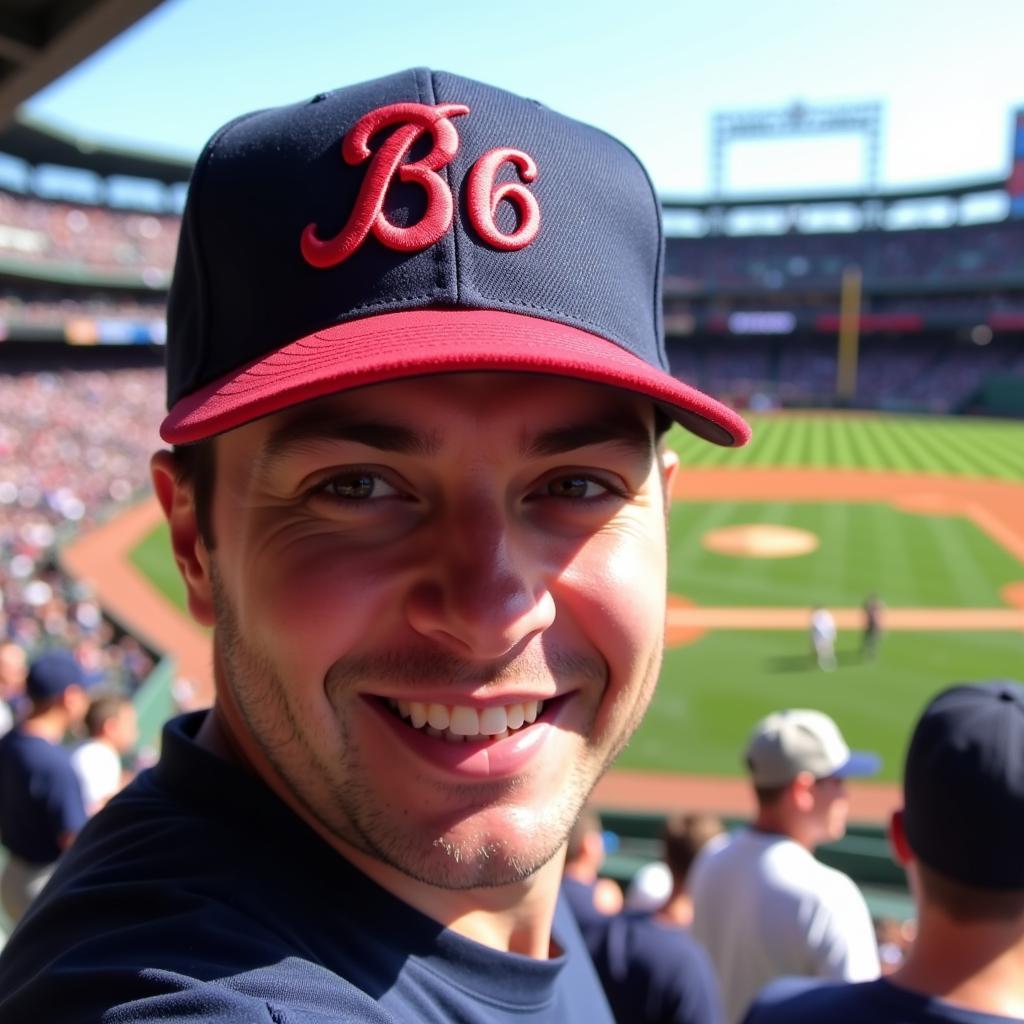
top-left (60, 412), bottom-right (1024, 822)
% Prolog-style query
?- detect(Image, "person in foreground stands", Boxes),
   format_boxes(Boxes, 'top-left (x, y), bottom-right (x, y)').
top-left (71, 693), bottom-right (138, 816)
top-left (690, 709), bottom-right (881, 1024)
top-left (0, 69), bottom-right (750, 1022)
top-left (565, 810), bottom-right (725, 1024)
top-left (562, 807), bottom-right (624, 922)
top-left (0, 650), bottom-right (88, 924)
top-left (744, 680), bottom-right (1024, 1024)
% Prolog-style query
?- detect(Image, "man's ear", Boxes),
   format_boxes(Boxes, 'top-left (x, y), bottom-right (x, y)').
top-left (151, 450), bottom-right (215, 627)
top-left (791, 771), bottom-right (817, 813)
top-left (888, 808), bottom-right (913, 867)
top-left (659, 447), bottom-right (679, 518)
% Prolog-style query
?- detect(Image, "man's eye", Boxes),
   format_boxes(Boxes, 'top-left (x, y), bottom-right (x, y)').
top-left (545, 476), bottom-right (612, 500)
top-left (318, 472), bottom-right (400, 501)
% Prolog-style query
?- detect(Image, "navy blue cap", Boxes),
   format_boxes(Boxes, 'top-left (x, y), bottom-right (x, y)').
top-left (903, 680), bottom-right (1024, 889)
top-left (161, 68), bottom-right (750, 448)
top-left (25, 650), bottom-right (85, 702)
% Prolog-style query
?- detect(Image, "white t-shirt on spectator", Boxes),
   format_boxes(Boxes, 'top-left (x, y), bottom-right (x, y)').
top-left (690, 827), bottom-right (879, 1024)
top-left (71, 739), bottom-right (122, 813)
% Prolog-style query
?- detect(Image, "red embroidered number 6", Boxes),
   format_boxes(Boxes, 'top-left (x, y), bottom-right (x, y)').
top-left (466, 148), bottom-right (541, 251)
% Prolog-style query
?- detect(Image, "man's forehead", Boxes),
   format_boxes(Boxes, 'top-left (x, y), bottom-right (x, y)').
top-left (241, 372), bottom-right (658, 453)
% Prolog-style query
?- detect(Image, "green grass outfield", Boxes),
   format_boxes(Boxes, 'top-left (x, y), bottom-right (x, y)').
top-left (129, 413), bottom-right (1024, 782)
top-left (670, 412), bottom-right (1024, 478)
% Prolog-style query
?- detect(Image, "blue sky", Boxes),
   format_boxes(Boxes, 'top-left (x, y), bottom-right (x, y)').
top-left (22, 0), bottom-right (1024, 197)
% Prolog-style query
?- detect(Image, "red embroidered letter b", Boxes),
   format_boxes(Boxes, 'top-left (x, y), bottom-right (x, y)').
top-left (301, 102), bottom-right (469, 268)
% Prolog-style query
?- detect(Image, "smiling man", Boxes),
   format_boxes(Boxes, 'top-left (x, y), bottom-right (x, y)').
top-left (0, 69), bottom-right (748, 1022)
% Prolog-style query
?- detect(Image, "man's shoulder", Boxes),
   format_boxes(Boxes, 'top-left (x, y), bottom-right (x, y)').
top-left (743, 977), bottom-right (880, 1023)
top-left (627, 915), bottom-right (709, 962)
top-left (743, 976), bottom-right (1022, 1024)
top-left (2, 730), bottom-right (79, 786)
top-left (0, 953), bottom-right (400, 1024)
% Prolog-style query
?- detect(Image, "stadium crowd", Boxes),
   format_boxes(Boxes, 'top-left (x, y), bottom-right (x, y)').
top-left (0, 191), bottom-right (177, 281)
top-left (0, 367), bottom-right (164, 719)
top-left (664, 220), bottom-right (1024, 292)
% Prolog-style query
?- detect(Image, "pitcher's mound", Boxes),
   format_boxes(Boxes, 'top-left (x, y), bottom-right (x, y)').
top-left (703, 524), bottom-right (819, 559)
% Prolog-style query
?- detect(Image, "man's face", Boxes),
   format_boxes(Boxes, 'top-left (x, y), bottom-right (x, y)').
top-left (810, 774), bottom-right (850, 844)
top-left (113, 704), bottom-right (139, 755)
top-left (176, 373), bottom-right (676, 890)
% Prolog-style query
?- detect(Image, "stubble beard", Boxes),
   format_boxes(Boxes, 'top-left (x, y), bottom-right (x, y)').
top-left (208, 563), bottom-right (663, 890)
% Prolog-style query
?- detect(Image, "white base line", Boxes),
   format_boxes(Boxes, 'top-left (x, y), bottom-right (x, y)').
top-left (666, 607), bottom-right (1024, 631)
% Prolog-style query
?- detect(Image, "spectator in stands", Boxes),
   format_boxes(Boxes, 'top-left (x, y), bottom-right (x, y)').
top-left (0, 650), bottom-right (88, 923)
top-left (624, 859), bottom-right (674, 914)
top-left (565, 811), bottom-right (724, 1019)
top-left (655, 813), bottom-right (725, 928)
top-left (563, 807), bottom-right (624, 921)
top-left (690, 709), bottom-right (881, 1024)
top-left (623, 813), bottom-right (724, 919)
top-left (0, 641), bottom-right (27, 736)
top-left (575, 811), bottom-right (726, 1024)
top-left (71, 693), bottom-right (138, 816)
top-left (809, 605), bottom-right (837, 671)
top-left (744, 680), bottom-right (1024, 1023)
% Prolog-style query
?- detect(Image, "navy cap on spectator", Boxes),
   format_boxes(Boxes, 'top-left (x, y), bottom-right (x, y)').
top-left (25, 650), bottom-right (85, 702)
top-left (903, 679), bottom-right (1024, 889)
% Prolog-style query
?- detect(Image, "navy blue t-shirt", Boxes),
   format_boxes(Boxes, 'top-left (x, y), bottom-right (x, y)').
top-left (0, 711), bottom-right (614, 1024)
top-left (563, 878), bottom-right (723, 1024)
top-left (0, 727), bottom-right (86, 864)
top-left (744, 977), bottom-right (1024, 1024)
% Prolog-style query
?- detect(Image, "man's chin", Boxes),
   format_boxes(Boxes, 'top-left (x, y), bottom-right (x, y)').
top-left (359, 808), bottom-right (570, 892)
top-left (398, 839), bottom-right (559, 892)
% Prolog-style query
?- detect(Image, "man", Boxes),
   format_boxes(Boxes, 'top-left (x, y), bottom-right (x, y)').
top-left (0, 641), bottom-right (28, 736)
top-left (566, 812), bottom-right (724, 1024)
top-left (0, 69), bottom-right (748, 1021)
top-left (71, 693), bottom-right (138, 815)
top-left (562, 807), bottom-right (624, 920)
top-left (745, 681), bottom-right (1024, 1023)
top-left (0, 649), bottom-right (88, 924)
top-left (654, 813), bottom-right (725, 928)
top-left (809, 606), bottom-right (837, 671)
top-left (690, 709), bottom-right (881, 1023)
top-left (861, 593), bottom-right (884, 661)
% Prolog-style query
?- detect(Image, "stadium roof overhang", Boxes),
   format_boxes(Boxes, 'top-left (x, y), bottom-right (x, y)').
top-left (0, 111), bottom-right (192, 183)
top-left (0, 0), bottom-right (165, 128)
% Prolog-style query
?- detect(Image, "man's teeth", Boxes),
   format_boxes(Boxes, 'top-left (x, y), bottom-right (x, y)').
top-left (389, 699), bottom-right (543, 741)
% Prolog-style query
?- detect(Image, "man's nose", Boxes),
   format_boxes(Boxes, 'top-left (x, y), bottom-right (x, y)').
top-left (405, 498), bottom-right (556, 660)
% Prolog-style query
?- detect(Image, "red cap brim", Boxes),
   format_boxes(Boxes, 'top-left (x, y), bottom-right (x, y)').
top-left (161, 309), bottom-right (751, 447)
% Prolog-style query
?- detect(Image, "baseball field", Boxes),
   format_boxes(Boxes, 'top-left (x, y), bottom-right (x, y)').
top-left (119, 412), bottom-right (1024, 788)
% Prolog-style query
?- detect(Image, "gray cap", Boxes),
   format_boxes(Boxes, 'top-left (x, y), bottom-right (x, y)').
top-left (745, 709), bottom-right (881, 787)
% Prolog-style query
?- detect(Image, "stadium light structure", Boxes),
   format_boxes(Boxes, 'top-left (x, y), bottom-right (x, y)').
top-left (711, 100), bottom-right (884, 198)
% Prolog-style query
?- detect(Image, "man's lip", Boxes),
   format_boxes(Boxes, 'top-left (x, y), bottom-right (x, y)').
top-left (360, 689), bottom-right (561, 706)
top-left (362, 692), bottom-right (574, 778)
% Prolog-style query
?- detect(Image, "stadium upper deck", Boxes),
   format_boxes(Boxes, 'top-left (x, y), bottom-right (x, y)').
top-left (0, 114), bottom-right (1021, 412)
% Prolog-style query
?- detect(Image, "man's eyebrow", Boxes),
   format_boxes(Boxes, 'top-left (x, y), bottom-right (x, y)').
top-left (258, 413), bottom-right (441, 468)
top-left (525, 413), bottom-right (655, 459)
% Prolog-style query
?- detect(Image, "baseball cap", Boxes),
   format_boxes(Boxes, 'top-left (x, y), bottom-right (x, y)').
top-left (624, 861), bottom-right (673, 913)
top-left (160, 68), bottom-right (750, 447)
top-left (903, 680), bottom-right (1024, 889)
top-left (25, 650), bottom-right (85, 702)
top-left (745, 709), bottom-right (881, 788)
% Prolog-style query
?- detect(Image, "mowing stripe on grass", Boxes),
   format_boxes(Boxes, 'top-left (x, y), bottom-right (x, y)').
top-left (672, 414), bottom-right (1024, 477)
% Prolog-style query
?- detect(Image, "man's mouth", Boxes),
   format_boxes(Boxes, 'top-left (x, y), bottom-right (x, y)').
top-left (382, 697), bottom-right (547, 744)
